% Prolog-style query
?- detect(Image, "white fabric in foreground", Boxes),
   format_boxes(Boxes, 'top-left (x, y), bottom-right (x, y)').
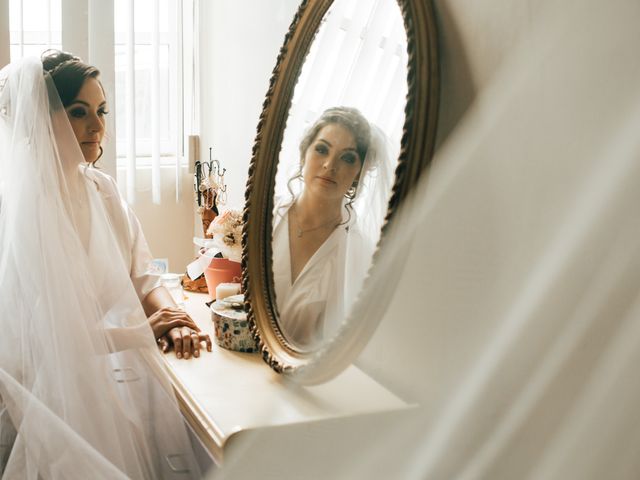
top-left (0, 58), bottom-right (200, 479)
top-left (208, 0), bottom-right (640, 478)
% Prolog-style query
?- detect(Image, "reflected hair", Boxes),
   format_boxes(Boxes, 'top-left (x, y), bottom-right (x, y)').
top-left (41, 49), bottom-right (104, 166)
top-left (286, 106), bottom-right (372, 225)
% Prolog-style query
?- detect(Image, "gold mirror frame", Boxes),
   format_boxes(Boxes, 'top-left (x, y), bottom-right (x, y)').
top-left (242, 0), bottom-right (439, 378)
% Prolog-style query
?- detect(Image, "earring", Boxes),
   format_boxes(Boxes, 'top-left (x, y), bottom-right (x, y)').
top-left (345, 183), bottom-right (357, 199)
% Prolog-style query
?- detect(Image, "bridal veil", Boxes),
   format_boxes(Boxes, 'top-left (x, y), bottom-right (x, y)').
top-left (0, 57), bottom-right (200, 479)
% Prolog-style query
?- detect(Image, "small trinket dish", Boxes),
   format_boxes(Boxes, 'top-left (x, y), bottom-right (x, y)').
top-left (210, 294), bottom-right (256, 353)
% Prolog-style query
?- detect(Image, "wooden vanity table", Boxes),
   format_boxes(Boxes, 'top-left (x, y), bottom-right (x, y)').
top-left (160, 292), bottom-right (410, 466)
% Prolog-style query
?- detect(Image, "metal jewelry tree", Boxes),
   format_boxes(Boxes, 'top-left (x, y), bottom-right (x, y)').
top-left (194, 147), bottom-right (227, 238)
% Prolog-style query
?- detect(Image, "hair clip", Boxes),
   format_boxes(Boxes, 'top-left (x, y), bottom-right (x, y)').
top-left (46, 58), bottom-right (79, 77)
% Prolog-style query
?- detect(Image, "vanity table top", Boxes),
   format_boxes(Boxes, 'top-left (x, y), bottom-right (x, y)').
top-left (161, 292), bottom-right (409, 464)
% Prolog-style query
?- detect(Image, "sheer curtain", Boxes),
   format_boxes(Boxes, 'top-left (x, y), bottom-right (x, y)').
top-left (114, 0), bottom-right (195, 205)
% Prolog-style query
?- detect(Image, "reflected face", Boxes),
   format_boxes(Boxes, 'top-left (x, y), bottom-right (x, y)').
top-left (302, 123), bottom-right (362, 201)
top-left (65, 77), bottom-right (108, 163)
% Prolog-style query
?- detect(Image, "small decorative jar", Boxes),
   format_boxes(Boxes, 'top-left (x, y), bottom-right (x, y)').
top-left (210, 294), bottom-right (256, 353)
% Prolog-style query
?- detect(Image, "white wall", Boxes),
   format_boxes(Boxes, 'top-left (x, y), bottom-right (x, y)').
top-left (199, 0), bottom-right (301, 212)
top-left (117, 166), bottom-right (195, 273)
top-left (130, 0), bottom-right (300, 273)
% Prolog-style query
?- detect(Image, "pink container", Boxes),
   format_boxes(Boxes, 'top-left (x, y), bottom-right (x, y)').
top-left (203, 258), bottom-right (242, 299)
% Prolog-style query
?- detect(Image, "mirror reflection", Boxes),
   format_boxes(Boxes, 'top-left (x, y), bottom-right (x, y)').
top-left (272, 0), bottom-right (407, 350)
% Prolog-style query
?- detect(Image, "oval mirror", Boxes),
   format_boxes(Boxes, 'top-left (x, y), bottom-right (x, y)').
top-left (243, 0), bottom-right (438, 382)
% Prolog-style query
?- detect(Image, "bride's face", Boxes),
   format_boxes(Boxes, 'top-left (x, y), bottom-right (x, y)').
top-left (65, 77), bottom-right (108, 163)
top-left (302, 123), bottom-right (362, 201)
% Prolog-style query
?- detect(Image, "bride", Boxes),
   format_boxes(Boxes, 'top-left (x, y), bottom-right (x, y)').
top-left (0, 54), bottom-right (204, 478)
top-left (272, 107), bottom-right (394, 349)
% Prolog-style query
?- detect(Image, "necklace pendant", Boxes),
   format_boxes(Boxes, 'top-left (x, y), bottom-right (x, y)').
top-left (296, 227), bottom-right (303, 238)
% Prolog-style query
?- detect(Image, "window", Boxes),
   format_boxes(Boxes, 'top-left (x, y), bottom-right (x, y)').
top-left (9, 0), bottom-right (62, 60)
top-left (114, 0), bottom-right (180, 164)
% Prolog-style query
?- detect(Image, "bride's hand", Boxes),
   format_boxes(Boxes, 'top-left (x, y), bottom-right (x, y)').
top-left (158, 327), bottom-right (212, 359)
top-left (147, 306), bottom-right (200, 340)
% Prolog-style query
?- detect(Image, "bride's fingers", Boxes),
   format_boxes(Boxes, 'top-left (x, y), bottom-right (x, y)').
top-left (157, 336), bottom-right (170, 353)
top-left (181, 327), bottom-right (192, 359)
top-left (169, 328), bottom-right (184, 359)
top-left (190, 331), bottom-right (201, 358)
top-left (163, 327), bottom-right (209, 359)
top-left (163, 313), bottom-right (200, 329)
top-left (165, 318), bottom-right (199, 332)
top-left (200, 333), bottom-right (213, 352)
top-left (153, 319), bottom-right (199, 340)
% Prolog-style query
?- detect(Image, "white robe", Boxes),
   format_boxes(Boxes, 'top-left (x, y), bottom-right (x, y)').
top-left (0, 168), bottom-right (160, 306)
top-left (272, 201), bottom-right (374, 349)
top-left (0, 57), bottom-right (200, 478)
top-left (0, 169), bottom-right (185, 477)
top-left (83, 168), bottom-right (161, 302)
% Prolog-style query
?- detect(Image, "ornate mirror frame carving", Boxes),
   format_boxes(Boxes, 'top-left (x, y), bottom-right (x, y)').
top-left (242, 0), bottom-right (439, 382)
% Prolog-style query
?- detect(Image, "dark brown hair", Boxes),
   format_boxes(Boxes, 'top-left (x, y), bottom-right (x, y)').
top-left (299, 106), bottom-right (371, 164)
top-left (41, 50), bottom-right (104, 165)
top-left (41, 50), bottom-right (101, 108)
